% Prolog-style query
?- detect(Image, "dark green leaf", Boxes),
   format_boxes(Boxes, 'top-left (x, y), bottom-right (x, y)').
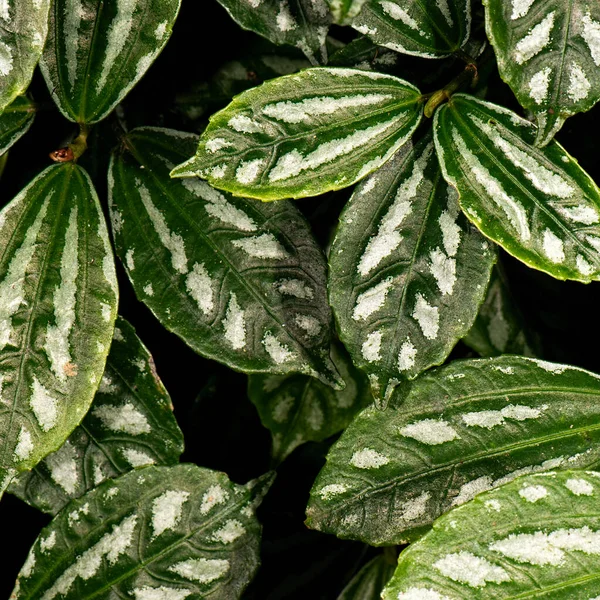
top-left (338, 553), bottom-right (396, 600)
top-left (0, 96), bottom-right (35, 154)
top-left (328, 37), bottom-right (401, 73)
top-left (328, 0), bottom-right (368, 25)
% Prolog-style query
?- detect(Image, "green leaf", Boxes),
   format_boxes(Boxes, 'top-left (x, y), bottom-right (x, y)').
top-left (40, 0), bottom-right (181, 124)
top-left (306, 355), bottom-right (600, 546)
top-left (0, 96), bottom-right (35, 155)
top-left (0, 0), bottom-right (50, 114)
top-left (328, 0), bottom-right (368, 25)
top-left (0, 163), bottom-right (118, 494)
top-left (248, 342), bottom-right (371, 464)
top-left (215, 0), bottom-right (331, 65)
top-left (170, 67), bottom-right (423, 201)
top-left (329, 134), bottom-right (495, 407)
top-left (12, 464), bottom-right (273, 599)
top-left (434, 94), bottom-right (600, 283)
top-left (109, 127), bottom-right (341, 387)
top-left (351, 0), bottom-right (471, 58)
top-left (328, 36), bottom-right (401, 73)
top-left (9, 316), bottom-right (184, 515)
top-left (338, 553), bottom-right (396, 599)
top-left (383, 469), bottom-right (600, 599)
top-left (483, 0), bottom-right (600, 147)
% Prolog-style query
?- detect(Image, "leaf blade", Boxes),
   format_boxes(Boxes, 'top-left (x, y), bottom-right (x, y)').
top-left (0, 96), bottom-right (35, 154)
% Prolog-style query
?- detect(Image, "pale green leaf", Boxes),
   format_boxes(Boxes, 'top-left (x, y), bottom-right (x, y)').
top-left (338, 553), bottom-right (396, 599)
top-left (306, 355), bottom-right (600, 546)
top-left (0, 96), bottom-right (35, 154)
top-left (328, 0), bottom-right (368, 25)
top-left (170, 67), bottom-right (423, 201)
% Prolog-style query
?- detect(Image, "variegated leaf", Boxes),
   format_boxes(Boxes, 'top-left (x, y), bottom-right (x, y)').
top-left (329, 134), bottom-right (495, 407)
top-left (0, 164), bottom-right (118, 495)
top-left (351, 0), bottom-right (471, 59)
top-left (328, 36), bottom-right (401, 73)
top-left (110, 127), bottom-right (341, 387)
top-left (0, 96), bottom-right (35, 155)
top-left (0, 0), bottom-right (50, 114)
top-left (484, 0), bottom-right (600, 147)
top-left (338, 553), bottom-right (396, 599)
top-left (306, 356), bottom-right (600, 546)
top-left (434, 94), bottom-right (600, 283)
top-left (328, 0), bottom-right (368, 25)
top-left (248, 342), bottom-right (371, 464)
top-left (383, 470), bottom-right (600, 599)
top-left (40, 0), bottom-right (181, 124)
top-left (9, 317), bottom-right (184, 515)
top-left (170, 67), bottom-right (423, 201)
top-left (12, 464), bottom-right (273, 599)
top-left (215, 0), bottom-right (331, 64)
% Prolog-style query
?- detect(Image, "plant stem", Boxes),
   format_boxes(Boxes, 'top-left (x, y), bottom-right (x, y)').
top-left (423, 63), bottom-right (478, 118)
top-left (69, 123), bottom-right (90, 160)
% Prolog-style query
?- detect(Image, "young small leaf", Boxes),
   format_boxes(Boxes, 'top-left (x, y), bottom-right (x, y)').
top-left (9, 317), bottom-right (184, 515)
top-left (170, 67), bottom-right (423, 201)
top-left (110, 127), bottom-right (341, 387)
top-left (329, 134), bottom-right (495, 406)
top-left (484, 0), bottom-right (600, 146)
top-left (306, 356), bottom-right (600, 546)
top-left (435, 94), bottom-right (600, 283)
top-left (40, 0), bottom-right (181, 124)
top-left (338, 553), bottom-right (396, 599)
top-left (383, 470), bottom-right (600, 599)
top-left (0, 96), bottom-right (35, 155)
top-left (12, 464), bottom-right (273, 599)
top-left (328, 36), bottom-right (400, 73)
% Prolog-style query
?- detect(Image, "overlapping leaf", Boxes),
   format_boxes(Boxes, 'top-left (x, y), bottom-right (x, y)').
top-left (328, 37), bottom-right (401, 73)
top-left (0, 163), bottom-right (118, 495)
top-left (484, 0), bottom-right (600, 146)
top-left (328, 0), bottom-right (368, 25)
top-left (435, 94), bottom-right (600, 282)
top-left (0, 96), bottom-right (35, 155)
top-left (351, 0), bottom-right (471, 58)
top-left (329, 135), bottom-right (495, 407)
top-left (110, 127), bottom-right (341, 386)
top-left (338, 553), bottom-right (396, 599)
top-left (9, 317), bottom-right (184, 515)
top-left (306, 356), bottom-right (600, 546)
top-left (40, 0), bottom-right (181, 124)
top-left (170, 67), bottom-right (423, 201)
top-left (383, 470), bottom-right (600, 599)
top-left (12, 464), bottom-right (273, 599)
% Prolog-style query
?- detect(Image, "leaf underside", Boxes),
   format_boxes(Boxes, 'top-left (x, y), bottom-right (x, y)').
top-left (0, 96), bottom-right (35, 155)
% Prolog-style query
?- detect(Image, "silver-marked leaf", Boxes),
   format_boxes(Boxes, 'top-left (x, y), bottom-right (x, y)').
top-left (484, 0), bottom-right (600, 147)
top-left (434, 94), bottom-right (600, 283)
top-left (328, 0), bottom-right (368, 25)
top-left (351, 0), bottom-right (471, 59)
top-left (0, 96), bottom-right (35, 154)
top-left (9, 316), bottom-right (184, 515)
top-left (383, 470), bottom-right (600, 599)
top-left (0, 0), bottom-right (50, 114)
top-left (170, 67), bottom-right (423, 201)
top-left (0, 164), bottom-right (118, 494)
top-left (329, 134), bottom-right (495, 407)
top-left (306, 355), bottom-right (600, 546)
top-left (12, 464), bottom-right (273, 599)
top-left (338, 553), bottom-right (396, 599)
top-left (110, 127), bottom-right (341, 387)
top-left (248, 342), bottom-right (371, 464)
top-left (215, 0), bottom-right (331, 65)
top-left (40, 0), bottom-right (181, 124)
top-left (328, 36), bottom-right (401, 73)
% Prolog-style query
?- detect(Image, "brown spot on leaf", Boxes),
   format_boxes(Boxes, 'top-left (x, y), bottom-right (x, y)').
top-left (50, 147), bottom-right (74, 162)
top-left (64, 362), bottom-right (78, 377)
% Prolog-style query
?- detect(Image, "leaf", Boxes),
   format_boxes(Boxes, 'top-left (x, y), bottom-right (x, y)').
top-left (328, 36), bottom-right (401, 73)
top-left (328, 0), bottom-right (368, 25)
top-left (9, 316), bottom-right (184, 515)
top-left (434, 93), bottom-right (600, 283)
top-left (12, 464), bottom-right (274, 599)
top-left (338, 553), bottom-right (396, 599)
top-left (351, 0), bottom-right (471, 59)
top-left (0, 96), bottom-right (35, 155)
top-left (248, 342), bottom-right (372, 464)
top-left (329, 134), bottom-right (495, 407)
top-left (483, 0), bottom-right (600, 147)
top-left (40, 0), bottom-right (181, 125)
top-left (215, 0), bottom-right (331, 65)
top-left (0, 163), bottom-right (117, 495)
top-left (306, 355), bottom-right (600, 546)
top-left (0, 0), bottom-right (50, 114)
top-left (383, 470), bottom-right (600, 599)
top-left (170, 67), bottom-right (423, 201)
top-left (109, 127), bottom-right (341, 388)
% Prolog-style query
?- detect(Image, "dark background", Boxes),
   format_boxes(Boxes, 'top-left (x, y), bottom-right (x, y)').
top-left (2, 0), bottom-right (599, 597)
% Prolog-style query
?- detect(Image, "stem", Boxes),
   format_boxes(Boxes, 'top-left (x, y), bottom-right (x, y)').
top-left (0, 152), bottom-right (8, 180)
top-left (423, 63), bottom-right (478, 118)
top-left (69, 123), bottom-right (90, 160)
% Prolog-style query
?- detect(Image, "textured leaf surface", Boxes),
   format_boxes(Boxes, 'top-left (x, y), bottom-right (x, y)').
top-left (0, 96), bottom-right (35, 155)
top-left (0, 164), bottom-right (117, 493)
top-left (110, 127), bottom-right (340, 387)
top-left (383, 470), bottom-right (600, 599)
top-left (351, 0), bottom-right (471, 58)
top-left (0, 0), bottom-right (50, 113)
top-left (215, 0), bottom-right (331, 64)
top-left (338, 553), bottom-right (396, 599)
top-left (435, 94), bottom-right (600, 283)
top-left (9, 317), bottom-right (184, 515)
top-left (170, 67), bottom-right (423, 201)
top-left (306, 356), bottom-right (600, 546)
top-left (484, 0), bottom-right (600, 146)
top-left (40, 0), bottom-right (181, 124)
top-left (248, 342), bottom-right (371, 464)
top-left (329, 134), bottom-right (495, 406)
top-left (12, 464), bottom-right (273, 599)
